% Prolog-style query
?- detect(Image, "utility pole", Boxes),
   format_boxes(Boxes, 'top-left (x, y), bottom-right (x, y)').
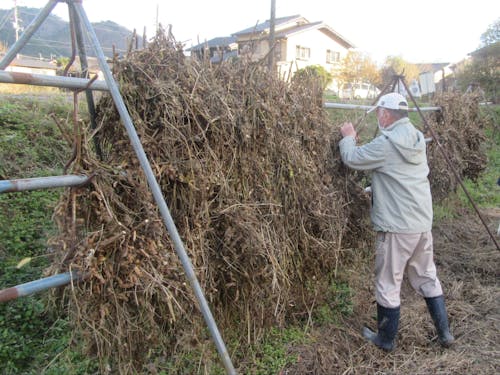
top-left (268, 0), bottom-right (276, 71)
top-left (155, 3), bottom-right (159, 32)
top-left (13, 0), bottom-right (20, 42)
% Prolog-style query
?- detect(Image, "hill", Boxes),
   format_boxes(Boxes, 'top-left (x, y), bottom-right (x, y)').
top-left (0, 6), bottom-right (142, 58)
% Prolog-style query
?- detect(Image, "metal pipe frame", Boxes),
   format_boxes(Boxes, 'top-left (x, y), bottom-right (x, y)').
top-left (324, 102), bottom-right (440, 112)
top-left (0, 271), bottom-right (82, 303)
top-left (73, 4), bottom-right (236, 373)
top-left (0, 71), bottom-right (108, 91)
top-left (0, 175), bottom-right (90, 193)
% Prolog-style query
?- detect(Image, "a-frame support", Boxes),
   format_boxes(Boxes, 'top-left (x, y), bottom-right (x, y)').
top-left (0, 1), bottom-right (236, 373)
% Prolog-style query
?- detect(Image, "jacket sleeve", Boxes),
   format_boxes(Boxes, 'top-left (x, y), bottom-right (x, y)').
top-left (338, 135), bottom-right (387, 171)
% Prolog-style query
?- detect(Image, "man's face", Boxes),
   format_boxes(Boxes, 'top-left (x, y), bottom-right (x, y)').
top-left (376, 107), bottom-right (392, 128)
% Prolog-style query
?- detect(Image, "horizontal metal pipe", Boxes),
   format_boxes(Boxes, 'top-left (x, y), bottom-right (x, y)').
top-left (0, 71), bottom-right (108, 91)
top-left (324, 102), bottom-right (441, 112)
top-left (0, 175), bottom-right (90, 193)
top-left (0, 271), bottom-right (82, 303)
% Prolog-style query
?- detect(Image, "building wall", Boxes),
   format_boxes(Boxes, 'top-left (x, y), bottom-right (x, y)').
top-left (237, 28), bottom-right (350, 89)
top-left (433, 65), bottom-right (453, 83)
top-left (280, 29), bottom-right (349, 86)
top-left (6, 66), bottom-right (57, 76)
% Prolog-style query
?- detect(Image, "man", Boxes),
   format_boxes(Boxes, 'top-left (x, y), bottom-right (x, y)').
top-left (338, 92), bottom-right (454, 352)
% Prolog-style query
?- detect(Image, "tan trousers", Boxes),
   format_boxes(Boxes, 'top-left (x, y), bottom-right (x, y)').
top-left (374, 231), bottom-right (443, 308)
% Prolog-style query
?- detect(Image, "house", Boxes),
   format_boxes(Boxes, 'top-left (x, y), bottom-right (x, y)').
top-left (1, 54), bottom-right (58, 76)
top-left (462, 41), bottom-right (499, 101)
top-left (189, 15), bottom-right (355, 90)
top-left (189, 36), bottom-right (238, 63)
top-left (468, 41), bottom-right (500, 60)
top-left (415, 62), bottom-right (453, 93)
top-left (233, 15), bottom-right (354, 85)
top-left (1, 53), bottom-right (105, 80)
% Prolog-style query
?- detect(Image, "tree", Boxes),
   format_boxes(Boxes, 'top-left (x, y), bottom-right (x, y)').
top-left (336, 51), bottom-right (381, 88)
top-left (480, 18), bottom-right (500, 46)
top-left (379, 56), bottom-right (420, 90)
top-left (293, 65), bottom-right (333, 91)
top-left (455, 19), bottom-right (500, 103)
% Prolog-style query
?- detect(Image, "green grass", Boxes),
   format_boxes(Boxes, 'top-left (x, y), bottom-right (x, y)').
top-left (249, 327), bottom-right (308, 375)
top-left (0, 94), bottom-right (97, 375)
top-left (156, 325), bottom-right (309, 375)
top-left (313, 280), bottom-right (354, 325)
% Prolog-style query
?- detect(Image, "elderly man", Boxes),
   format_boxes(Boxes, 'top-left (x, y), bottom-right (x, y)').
top-left (338, 92), bottom-right (454, 352)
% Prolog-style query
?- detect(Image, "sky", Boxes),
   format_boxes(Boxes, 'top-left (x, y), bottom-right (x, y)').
top-left (2, 0), bottom-right (499, 65)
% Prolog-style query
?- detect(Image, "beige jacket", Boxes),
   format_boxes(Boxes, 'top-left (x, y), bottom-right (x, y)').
top-left (339, 117), bottom-right (433, 233)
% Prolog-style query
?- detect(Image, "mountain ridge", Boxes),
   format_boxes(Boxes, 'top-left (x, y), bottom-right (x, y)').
top-left (0, 6), bottom-right (142, 58)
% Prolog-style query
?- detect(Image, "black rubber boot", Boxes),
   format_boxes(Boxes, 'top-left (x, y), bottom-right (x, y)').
top-left (362, 304), bottom-right (400, 352)
top-left (425, 295), bottom-right (455, 347)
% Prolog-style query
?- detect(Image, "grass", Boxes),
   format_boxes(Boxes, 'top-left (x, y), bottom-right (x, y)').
top-left (311, 279), bottom-right (354, 326)
top-left (0, 92), bottom-right (97, 375)
top-left (0, 84), bottom-right (60, 96)
top-left (155, 325), bottom-right (309, 374)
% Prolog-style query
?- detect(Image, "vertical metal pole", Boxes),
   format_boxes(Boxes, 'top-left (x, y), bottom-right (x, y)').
top-left (0, 0), bottom-right (58, 69)
top-left (68, 2), bottom-right (103, 160)
top-left (72, 3), bottom-right (236, 373)
top-left (268, 0), bottom-right (276, 71)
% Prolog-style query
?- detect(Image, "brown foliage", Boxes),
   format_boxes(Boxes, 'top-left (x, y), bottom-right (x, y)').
top-left (49, 31), bottom-right (371, 372)
top-left (426, 92), bottom-right (489, 202)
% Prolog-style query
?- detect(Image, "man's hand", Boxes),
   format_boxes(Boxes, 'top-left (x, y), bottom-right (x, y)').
top-left (340, 122), bottom-right (357, 138)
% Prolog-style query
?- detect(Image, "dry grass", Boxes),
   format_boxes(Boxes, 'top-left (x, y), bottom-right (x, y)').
top-left (46, 30), bottom-right (493, 374)
top-left (284, 214), bottom-right (499, 374)
top-left (48, 31), bottom-right (371, 372)
top-left (426, 92), bottom-right (489, 202)
top-left (0, 83), bottom-right (59, 95)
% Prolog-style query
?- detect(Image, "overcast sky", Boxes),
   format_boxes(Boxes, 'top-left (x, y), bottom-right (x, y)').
top-left (2, 0), bottom-right (499, 64)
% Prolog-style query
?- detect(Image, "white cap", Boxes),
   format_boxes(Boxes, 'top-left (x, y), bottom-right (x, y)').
top-left (367, 92), bottom-right (409, 113)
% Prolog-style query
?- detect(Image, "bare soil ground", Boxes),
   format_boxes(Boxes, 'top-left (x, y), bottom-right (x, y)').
top-left (283, 211), bottom-right (500, 375)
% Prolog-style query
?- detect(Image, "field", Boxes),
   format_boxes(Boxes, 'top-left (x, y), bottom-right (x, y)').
top-left (0, 89), bottom-right (498, 374)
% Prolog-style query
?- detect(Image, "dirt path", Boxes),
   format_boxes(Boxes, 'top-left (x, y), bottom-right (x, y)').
top-left (284, 213), bottom-right (499, 374)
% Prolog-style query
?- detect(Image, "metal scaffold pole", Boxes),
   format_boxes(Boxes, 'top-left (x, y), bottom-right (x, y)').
top-left (73, 3), bottom-right (236, 373)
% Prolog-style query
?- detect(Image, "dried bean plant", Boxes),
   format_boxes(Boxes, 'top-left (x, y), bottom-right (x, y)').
top-left (49, 31), bottom-right (370, 373)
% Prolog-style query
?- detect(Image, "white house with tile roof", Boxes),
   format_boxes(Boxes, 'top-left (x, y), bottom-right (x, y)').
top-left (233, 15), bottom-right (354, 84)
top-left (189, 15), bottom-right (355, 90)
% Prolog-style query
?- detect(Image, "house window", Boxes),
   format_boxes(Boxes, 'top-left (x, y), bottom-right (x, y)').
top-left (326, 50), bottom-right (340, 63)
top-left (296, 45), bottom-right (310, 60)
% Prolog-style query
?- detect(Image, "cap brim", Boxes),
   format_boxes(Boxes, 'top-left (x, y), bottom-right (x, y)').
top-left (366, 106), bottom-right (377, 113)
